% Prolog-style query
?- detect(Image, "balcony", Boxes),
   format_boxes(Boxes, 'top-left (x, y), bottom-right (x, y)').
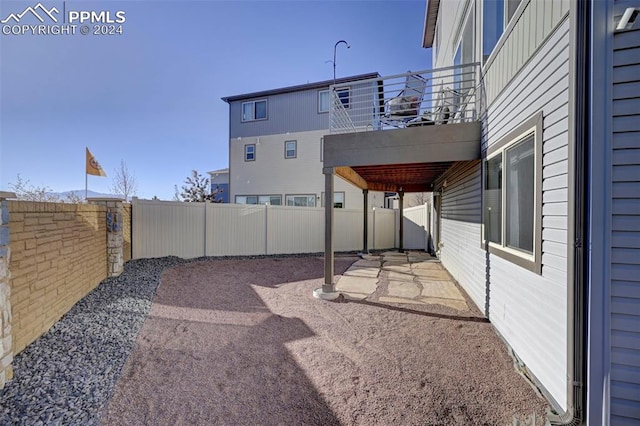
top-left (324, 64), bottom-right (482, 193)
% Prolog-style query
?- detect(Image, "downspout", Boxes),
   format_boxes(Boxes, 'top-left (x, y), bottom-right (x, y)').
top-left (548, 0), bottom-right (589, 424)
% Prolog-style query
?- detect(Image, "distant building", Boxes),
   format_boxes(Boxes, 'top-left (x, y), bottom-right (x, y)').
top-left (207, 168), bottom-right (229, 203)
top-left (221, 73), bottom-right (387, 209)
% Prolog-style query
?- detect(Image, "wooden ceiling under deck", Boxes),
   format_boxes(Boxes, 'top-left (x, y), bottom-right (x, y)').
top-left (325, 121), bottom-right (482, 193)
top-left (335, 162), bottom-right (454, 193)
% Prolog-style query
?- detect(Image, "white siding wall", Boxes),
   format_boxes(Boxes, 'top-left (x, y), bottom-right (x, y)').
top-left (482, 17), bottom-right (571, 410)
top-left (438, 161), bottom-right (486, 310)
top-left (229, 129), bottom-right (386, 210)
top-left (432, 2), bottom-right (572, 410)
top-left (131, 199), bottom-right (397, 259)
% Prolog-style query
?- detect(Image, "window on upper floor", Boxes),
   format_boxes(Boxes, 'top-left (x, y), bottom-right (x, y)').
top-left (285, 194), bottom-right (317, 207)
top-left (319, 90), bottom-right (330, 113)
top-left (244, 144), bottom-right (255, 162)
top-left (453, 6), bottom-right (475, 113)
top-left (235, 195), bottom-right (282, 205)
top-left (482, 0), bottom-right (523, 62)
top-left (483, 112), bottom-right (542, 274)
top-left (242, 99), bottom-right (267, 122)
top-left (285, 140), bottom-right (297, 159)
top-left (336, 87), bottom-right (350, 109)
top-left (321, 192), bottom-right (345, 208)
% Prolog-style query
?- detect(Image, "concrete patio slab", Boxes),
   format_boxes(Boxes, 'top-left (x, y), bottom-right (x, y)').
top-left (360, 254), bottom-right (382, 261)
top-left (343, 267), bottom-right (380, 278)
top-left (420, 280), bottom-right (466, 302)
top-left (411, 262), bottom-right (443, 270)
top-left (352, 259), bottom-right (381, 268)
top-left (378, 296), bottom-right (426, 306)
top-left (387, 270), bottom-right (415, 282)
top-left (387, 280), bottom-right (421, 299)
top-left (413, 269), bottom-right (451, 280)
top-left (335, 275), bottom-right (378, 300)
top-left (420, 296), bottom-right (468, 311)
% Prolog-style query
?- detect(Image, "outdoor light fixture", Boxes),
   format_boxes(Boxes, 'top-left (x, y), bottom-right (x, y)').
top-left (616, 7), bottom-right (639, 30)
top-left (333, 40), bottom-right (350, 84)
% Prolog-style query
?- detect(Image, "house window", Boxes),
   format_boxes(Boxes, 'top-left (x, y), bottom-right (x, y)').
top-left (321, 192), bottom-right (345, 208)
top-left (235, 195), bottom-right (281, 205)
top-left (244, 144), bottom-right (255, 161)
top-left (483, 112), bottom-right (542, 273)
top-left (284, 140), bottom-right (297, 159)
top-left (319, 90), bottom-right (330, 113)
top-left (482, 0), bottom-right (523, 62)
top-left (285, 194), bottom-right (316, 207)
top-left (336, 87), bottom-right (350, 109)
top-left (241, 99), bottom-right (267, 122)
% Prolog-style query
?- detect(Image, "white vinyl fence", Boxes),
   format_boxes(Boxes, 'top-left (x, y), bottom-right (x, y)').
top-left (401, 204), bottom-right (431, 250)
top-left (131, 199), bottom-right (404, 259)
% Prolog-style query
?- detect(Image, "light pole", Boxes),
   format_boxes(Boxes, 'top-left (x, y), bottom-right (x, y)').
top-left (333, 40), bottom-right (350, 84)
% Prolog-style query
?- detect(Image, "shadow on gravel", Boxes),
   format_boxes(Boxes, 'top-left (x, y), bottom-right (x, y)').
top-left (347, 299), bottom-right (490, 323)
top-left (100, 257), bottom-right (354, 425)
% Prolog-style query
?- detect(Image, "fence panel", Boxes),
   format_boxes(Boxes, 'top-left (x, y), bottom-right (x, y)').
top-left (403, 204), bottom-right (430, 250)
top-left (266, 206), bottom-right (323, 254)
top-left (132, 199), bottom-right (205, 259)
top-left (334, 209), bottom-right (365, 252)
top-left (373, 208), bottom-right (396, 250)
top-left (132, 200), bottom-right (402, 259)
top-left (208, 204), bottom-right (266, 256)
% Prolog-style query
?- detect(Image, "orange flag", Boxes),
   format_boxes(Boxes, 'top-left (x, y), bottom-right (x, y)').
top-left (86, 148), bottom-right (107, 177)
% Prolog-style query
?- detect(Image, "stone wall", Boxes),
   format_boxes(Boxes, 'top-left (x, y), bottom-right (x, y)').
top-left (123, 203), bottom-right (132, 263)
top-left (7, 201), bottom-right (107, 355)
top-left (0, 198), bottom-right (13, 388)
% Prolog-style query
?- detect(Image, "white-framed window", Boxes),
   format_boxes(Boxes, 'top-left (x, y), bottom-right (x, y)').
top-left (241, 99), bottom-right (267, 122)
top-left (244, 144), bottom-right (255, 161)
top-left (236, 195), bottom-right (282, 205)
top-left (318, 90), bottom-right (330, 113)
top-left (454, 5), bottom-right (475, 107)
top-left (482, 0), bottom-right (523, 62)
top-left (284, 140), bottom-right (297, 159)
top-left (483, 112), bottom-right (542, 274)
top-left (336, 87), bottom-right (350, 109)
top-left (285, 194), bottom-right (316, 207)
top-left (321, 192), bottom-right (345, 208)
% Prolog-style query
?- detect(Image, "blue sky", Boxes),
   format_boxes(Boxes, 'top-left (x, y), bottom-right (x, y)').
top-left (1, 0), bottom-right (431, 200)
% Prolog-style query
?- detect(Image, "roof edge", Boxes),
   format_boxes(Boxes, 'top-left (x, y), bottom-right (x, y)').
top-left (422, 0), bottom-right (441, 48)
top-left (221, 72), bottom-right (380, 103)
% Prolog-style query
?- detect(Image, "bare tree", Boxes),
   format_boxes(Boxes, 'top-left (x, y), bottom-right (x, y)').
top-left (179, 170), bottom-right (221, 203)
top-left (64, 192), bottom-right (85, 204)
top-left (9, 174), bottom-right (60, 202)
top-left (109, 160), bottom-right (138, 201)
top-left (408, 192), bottom-right (430, 207)
top-left (173, 184), bottom-right (181, 202)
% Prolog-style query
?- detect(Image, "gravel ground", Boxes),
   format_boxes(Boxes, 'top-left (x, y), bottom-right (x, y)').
top-left (102, 256), bottom-right (549, 426)
top-left (0, 254), bottom-right (323, 425)
top-left (1, 254), bottom-right (549, 425)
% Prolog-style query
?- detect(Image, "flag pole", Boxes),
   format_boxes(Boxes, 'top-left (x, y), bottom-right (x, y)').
top-left (85, 172), bottom-right (88, 201)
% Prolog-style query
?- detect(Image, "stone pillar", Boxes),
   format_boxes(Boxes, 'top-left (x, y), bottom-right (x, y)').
top-left (89, 198), bottom-right (125, 277)
top-left (0, 192), bottom-right (16, 389)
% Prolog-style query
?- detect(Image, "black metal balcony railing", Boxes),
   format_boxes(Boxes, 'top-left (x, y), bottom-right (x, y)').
top-left (329, 63), bottom-right (481, 134)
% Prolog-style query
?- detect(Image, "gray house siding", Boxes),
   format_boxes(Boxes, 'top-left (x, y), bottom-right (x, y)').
top-left (436, 161), bottom-right (486, 309)
top-left (228, 81), bottom-right (379, 139)
top-left (436, 16), bottom-right (571, 410)
top-left (610, 15), bottom-right (640, 424)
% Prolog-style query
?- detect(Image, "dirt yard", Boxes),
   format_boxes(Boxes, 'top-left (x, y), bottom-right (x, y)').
top-left (100, 256), bottom-right (548, 425)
